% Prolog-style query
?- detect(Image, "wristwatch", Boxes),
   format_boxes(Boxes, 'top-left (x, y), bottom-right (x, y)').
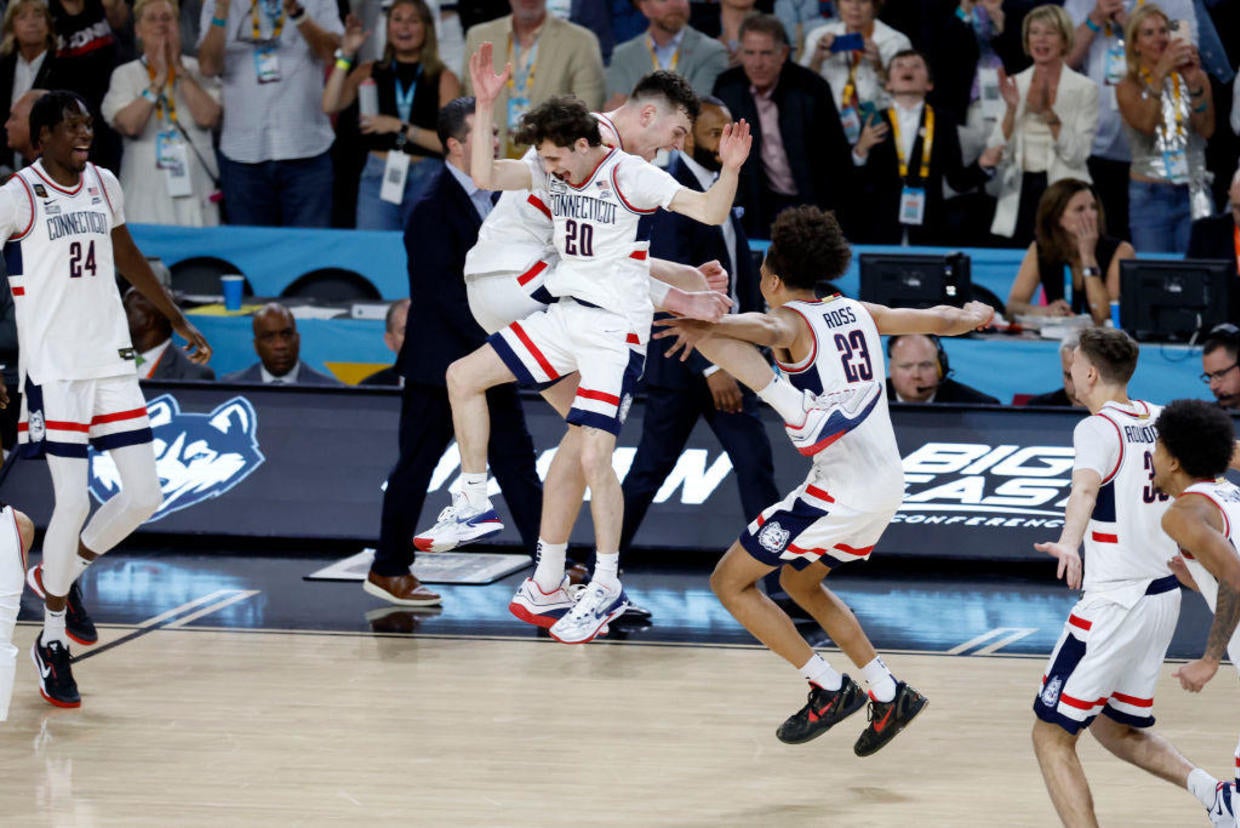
top-left (1082, 266), bottom-right (1101, 278)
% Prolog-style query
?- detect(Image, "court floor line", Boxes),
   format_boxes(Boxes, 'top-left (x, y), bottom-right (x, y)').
top-left (163, 590), bottom-right (261, 628)
top-left (71, 589), bottom-right (260, 662)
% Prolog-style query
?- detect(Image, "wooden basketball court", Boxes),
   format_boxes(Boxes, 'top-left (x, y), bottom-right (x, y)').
top-left (2, 621), bottom-right (1235, 826)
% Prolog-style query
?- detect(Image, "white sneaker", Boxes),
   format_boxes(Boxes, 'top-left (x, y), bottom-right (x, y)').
top-left (509, 576), bottom-right (578, 629)
top-left (785, 382), bottom-right (882, 457)
top-left (412, 492), bottom-right (504, 552)
top-left (549, 581), bottom-right (629, 644)
top-left (1207, 781), bottom-right (1235, 827)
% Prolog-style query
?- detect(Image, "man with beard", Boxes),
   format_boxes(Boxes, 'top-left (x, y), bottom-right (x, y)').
top-left (1201, 324), bottom-right (1240, 412)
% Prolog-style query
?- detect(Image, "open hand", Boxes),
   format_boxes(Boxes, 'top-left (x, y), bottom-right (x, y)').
top-left (174, 319), bottom-right (213, 365)
top-left (663, 289), bottom-right (732, 323)
top-left (653, 317), bottom-right (714, 361)
top-left (998, 67), bottom-right (1019, 110)
top-left (717, 119), bottom-right (752, 171)
top-left (1035, 541), bottom-right (1082, 589)
top-left (469, 42), bottom-right (511, 106)
top-left (341, 13), bottom-right (369, 56)
top-left (854, 116), bottom-right (889, 158)
top-left (707, 370), bottom-right (743, 413)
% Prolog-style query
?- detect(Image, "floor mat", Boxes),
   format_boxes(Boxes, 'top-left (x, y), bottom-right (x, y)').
top-left (306, 549), bottom-right (532, 585)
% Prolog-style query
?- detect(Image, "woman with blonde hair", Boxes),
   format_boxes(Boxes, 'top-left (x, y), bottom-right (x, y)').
top-left (0, 0), bottom-right (58, 171)
top-left (1116, 2), bottom-right (1214, 253)
top-left (987, 4), bottom-right (1097, 246)
top-left (1005, 177), bottom-right (1134, 326)
top-left (101, 0), bottom-right (222, 225)
top-left (323, 0), bottom-right (460, 230)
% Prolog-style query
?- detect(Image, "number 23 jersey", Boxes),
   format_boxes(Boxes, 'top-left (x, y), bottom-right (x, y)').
top-left (0, 161), bottom-right (131, 384)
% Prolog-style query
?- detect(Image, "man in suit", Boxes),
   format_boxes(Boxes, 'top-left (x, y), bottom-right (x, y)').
top-left (462, 0), bottom-right (606, 157)
top-left (365, 97), bottom-right (544, 607)
top-left (712, 14), bottom-right (853, 239)
top-left (359, 299), bottom-right (409, 388)
top-left (851, 50), bottom-right (1000, 245)
top-left (604, 0), bottom-right (728, 108)
top-left (221, 303), bottom-right (341, 385)
top-left (886, 333), bottom-right (999, 404)
top-left (1023, 334), bottom-right (1083, 407)
top-left (124, 289), bottom-right (216, 381)
top-left (621, 97), bottom-right (779, 553)
top-left (1188, 166), bottom-right (1240, 320)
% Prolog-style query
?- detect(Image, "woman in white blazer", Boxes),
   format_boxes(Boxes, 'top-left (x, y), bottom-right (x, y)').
top-left (987, 4), bottom-right (1098, 245)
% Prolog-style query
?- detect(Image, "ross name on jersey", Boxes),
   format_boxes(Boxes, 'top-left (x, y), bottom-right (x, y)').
top-left (549, 193), bottom-right (617, 225)
top-left (820, 306), bottom-right (858, 329)
top-left (47, 210), bottom-right (109, 241)
top-left (1122, 424), bottom-right (1158, 445)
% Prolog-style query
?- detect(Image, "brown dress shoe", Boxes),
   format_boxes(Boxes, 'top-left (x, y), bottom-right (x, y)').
top-left (363, 571), bottom-right (442, 607)
top-left (566, 563), bottom-right (590, 586)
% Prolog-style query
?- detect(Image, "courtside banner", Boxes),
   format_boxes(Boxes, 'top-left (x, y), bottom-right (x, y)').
top-left (0, 382), bottom-right (1088, 562)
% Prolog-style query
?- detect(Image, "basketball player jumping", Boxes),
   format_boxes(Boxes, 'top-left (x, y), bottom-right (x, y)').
top-left (0, 91), bottom-right (212, 708)
top-left (1031, 329), bottom-right (1232, 827)
top-left (656, 206), bottom-right (992, 754)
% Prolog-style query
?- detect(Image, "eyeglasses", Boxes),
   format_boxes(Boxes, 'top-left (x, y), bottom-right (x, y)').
top-left (1200, 362), bottom-right (1240, 384)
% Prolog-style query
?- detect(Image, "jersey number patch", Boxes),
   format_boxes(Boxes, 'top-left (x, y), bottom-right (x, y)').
top-left (1142, 451), bottom-right (1170, 504)
top-left (834, 330), bottom-right (874, 383)
top-left (69, 240), bottom-right (97, 279)
top-left (564, 219), bottom-right (595, 257)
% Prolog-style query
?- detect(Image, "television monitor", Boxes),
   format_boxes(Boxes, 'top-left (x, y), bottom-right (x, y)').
top-left (1118, 259), bottom-right (1232, 342)
top-left (859, 253), bottom-right (972, 309)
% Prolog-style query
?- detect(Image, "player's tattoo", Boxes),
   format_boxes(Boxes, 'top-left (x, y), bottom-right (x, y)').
top-left (1205, 581), bottom-right (1240, 661)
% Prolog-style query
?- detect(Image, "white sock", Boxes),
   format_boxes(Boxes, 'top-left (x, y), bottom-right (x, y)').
top-left (861, 656), bottom-right (896, 702)
top-left (799, 653), bottom-right (842, 691)
top-left (73, 553), bottom-right (92, 583)
top-left (460, 473), bottom-right (489, 511)
top-left (756, 375), bottom-right (806, 425)
top-left (43, 608), bottom-right (68, 647)
top-left (1188, 767), bottom-right (1221, 808)
top-left (592, 552), bottom-right (620, 590)
top-left (533, 539), bottom-right (567, 593)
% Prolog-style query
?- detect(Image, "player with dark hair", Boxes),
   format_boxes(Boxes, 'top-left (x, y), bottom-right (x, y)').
top-left (657, 206), bottom-right (992, 753)
top-left (1032, 330), bottom-right (1232, 827)
top-left (0, 90), bottom-right (211, 708)
top-left (1152, 399), bottom-right (1240, 825)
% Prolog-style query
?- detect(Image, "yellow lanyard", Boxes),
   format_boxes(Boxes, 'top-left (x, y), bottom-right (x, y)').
top-left (144, 59), bottom-right (178, 125)
top-left (647, 36), bottom-right (679, 71)
top-left (840, 24), bottom-right (872, 109)
top-left (251, 0), bottom-right (284, 44)
top-left (887, 104), bottom-right (934, 180)
top-left (1141, 66), bottom-right (1185, 137)
top-left (507, 33), bottom-right (538, 96)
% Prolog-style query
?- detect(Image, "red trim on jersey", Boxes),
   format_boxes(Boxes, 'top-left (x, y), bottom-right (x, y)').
top-left (568, 147), bottom-right (616, 190)
top-left (1110, 691), bottom-right (1153, 708)
top-left (91, 407), bottom-right (148, 425)
top-left (1090, 531), bottom-right (1118, 543)
top-left (509, 321), bottom-right (558, 380)
top-left (1181, 490), bottom-right (1232, 539)
top-left (576, 388), bottom-right (621, 406)
top-left (1092, 412), bottom-right (1125, 485)
top-left (1067, 613), bottom-right (1092, 631)
top-left (773, 303), bottom-right (819, 375)
top-left (1058, 692), bottom-right (1107, 711)
top-left (91, 164), bottom-right (117, 220)
top-left (805, 485), bottom-right (835, 503)
top-left (629, 250), bottom-right (648, 260)
top-left (527, 194), bottom-right (552, 220)
top-left (625, 333), bottom-right (640, 345)
top-left (32, 163), bottom-right (84, 196)
top-left (610, 163), bottom-right (658, 215)
top-left (516, 259), bottom-right (549, 287)
top-left (10, 287), bottom-right (24, 297)
top-left (11, 174), bottom-right (36, 240)
top-left (833, 542), bottom-right (874, 556)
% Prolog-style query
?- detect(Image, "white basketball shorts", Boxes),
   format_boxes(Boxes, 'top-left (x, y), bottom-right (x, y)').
top-left (18, 373), bottom-right (152, 459)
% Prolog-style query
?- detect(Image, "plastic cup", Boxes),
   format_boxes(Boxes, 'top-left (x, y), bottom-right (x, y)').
top-left (221, 274), bottom-right (245, 311)
top-left (1109, 300), bottom-right (1121, 329)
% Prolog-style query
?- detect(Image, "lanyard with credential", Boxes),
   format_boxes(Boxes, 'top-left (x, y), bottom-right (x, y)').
top-left (1140, 66), bottom-right (1185, 137)
top-left (507, 35), bottom-right (538, 97)
top-left (393, 62), bottom-right (421, 124)
top-left (252, 0), bottom-right (284, 44)
top-left (647, 36), bottom-right (679, 71)
top-left (143, 58), bottom-right (179, 125)
top-left (887, 104), bottom-right (934, 180)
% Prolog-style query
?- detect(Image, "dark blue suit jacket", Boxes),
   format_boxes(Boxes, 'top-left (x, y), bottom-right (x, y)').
top-left (646, 153), bottom-right (763, 388)
top-left (397, 166), bottom-right (490, 386)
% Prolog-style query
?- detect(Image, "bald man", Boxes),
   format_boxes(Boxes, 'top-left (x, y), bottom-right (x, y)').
top-left (221, 302), bottom-right (341, 385)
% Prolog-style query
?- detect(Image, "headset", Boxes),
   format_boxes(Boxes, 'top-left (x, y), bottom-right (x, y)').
top-left (887, 333), bottom-right (950, 379)
top-left (1204, 323), bottom-right (1240, 356)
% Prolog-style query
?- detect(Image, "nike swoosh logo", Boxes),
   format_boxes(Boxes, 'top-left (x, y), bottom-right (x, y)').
top-left (873, 704), bottom-right (896, 733)
top-left (38, 659), bottom-right (50, 679)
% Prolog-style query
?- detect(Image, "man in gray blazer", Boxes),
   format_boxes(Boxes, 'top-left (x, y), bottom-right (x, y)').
top-left (124, 289), bottom-right (216, 381)
top-left (606, 0), bottom-right (727, 107)
top-left (221, 303), bottom-right (340, 385)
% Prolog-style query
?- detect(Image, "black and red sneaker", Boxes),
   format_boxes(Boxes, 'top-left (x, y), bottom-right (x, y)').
top-left (26, 565), bottom-right (98, 646)
top-left (31, 634), bottom-right (81, 709)
top-left (776, 675), bottom-right (867, 744)
top-left (853, 681), bottom-right (928, 757)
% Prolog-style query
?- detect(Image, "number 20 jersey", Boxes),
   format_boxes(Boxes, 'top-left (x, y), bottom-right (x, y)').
top-left (0, 161), bottom-right (130, 384)
top-left (777, 296), bottom-right (903, 513)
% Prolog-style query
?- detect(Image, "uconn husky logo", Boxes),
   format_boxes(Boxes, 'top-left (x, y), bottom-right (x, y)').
top-left (88, 395), bottom-right (265, 521)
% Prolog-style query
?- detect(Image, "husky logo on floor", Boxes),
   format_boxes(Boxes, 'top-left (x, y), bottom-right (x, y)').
top-left (88, 395), bottom-right (265, 521)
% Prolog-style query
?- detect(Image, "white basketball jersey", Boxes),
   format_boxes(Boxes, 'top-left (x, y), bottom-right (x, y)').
top-left (1179, 480), bottom-right (1240, 664)
top-left (1078, 400), bottom-right (1175, 593)
top-left (527, 147), bottom-right (681, 340)
top-left (463, 113), bottom-right (624, 278)
top-left (0, 162), bottom-right (131, 384)
top-left (777, 296), bottom-right (903, 512)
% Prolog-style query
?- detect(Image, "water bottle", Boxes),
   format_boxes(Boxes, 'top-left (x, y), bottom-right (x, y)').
top-left (358, 78), bottom-right (378, 120)
top-left (1109, 300), bottom-right (1121, 329)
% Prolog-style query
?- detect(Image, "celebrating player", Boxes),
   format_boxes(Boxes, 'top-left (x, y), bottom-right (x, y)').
top-left (1031, 330), bottom-right (1231, 827)
top-left (656, 206), bottom-right (992, 753)
top-left (0, 91), bottom-right (211, 708)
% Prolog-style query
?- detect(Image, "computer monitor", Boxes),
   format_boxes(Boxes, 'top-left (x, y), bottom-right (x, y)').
top-left (1118, 259), bottom-right (1232, 342)
top-left (859, 253), bottom-right (972, 309)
